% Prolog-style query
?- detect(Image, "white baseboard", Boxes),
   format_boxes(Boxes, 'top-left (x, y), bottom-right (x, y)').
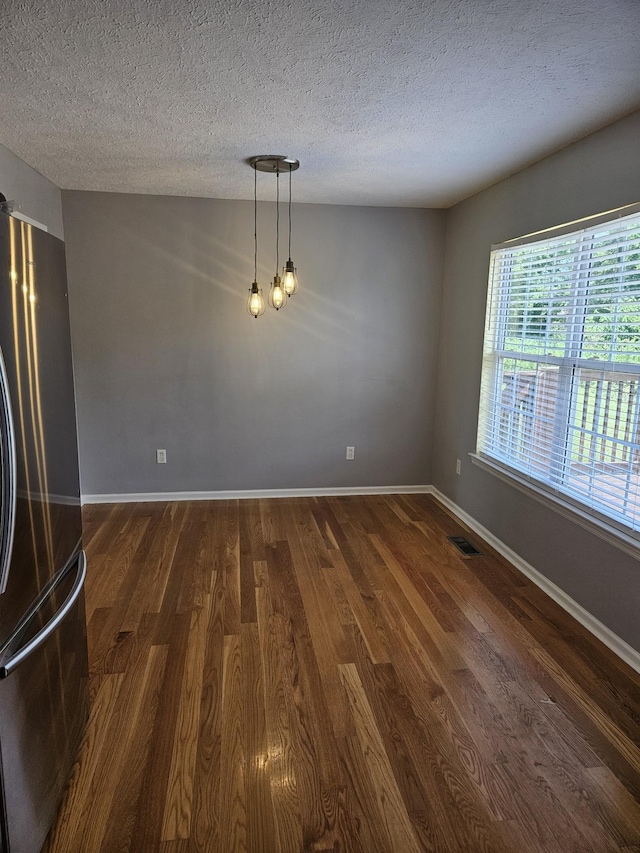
top-left (81, 484), bottom-right (434, 505)
top-left (431, 488), bottom-right (640, 675)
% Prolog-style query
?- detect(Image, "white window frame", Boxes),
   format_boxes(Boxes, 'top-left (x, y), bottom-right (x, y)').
top-left (474, 203), bottom-right (640, 558)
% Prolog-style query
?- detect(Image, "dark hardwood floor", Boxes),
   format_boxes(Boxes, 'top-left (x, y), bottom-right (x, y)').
top-left (44, 494), bottom-right (640, 852)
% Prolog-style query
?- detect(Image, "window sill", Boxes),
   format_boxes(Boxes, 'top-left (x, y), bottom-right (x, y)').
top-left (470, 453), bottom-right (640, 561)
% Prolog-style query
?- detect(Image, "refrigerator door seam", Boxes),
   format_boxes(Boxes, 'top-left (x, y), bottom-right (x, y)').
top-left (0, 344), bottom-right (17, 595)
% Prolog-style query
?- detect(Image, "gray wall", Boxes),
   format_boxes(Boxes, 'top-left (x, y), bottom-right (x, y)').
top-left (0, 144), bottom-right (64, 239)
top-left (433, 109), bottom-right (640, 650)
top-left (62, 191), bottom-right (445, 497)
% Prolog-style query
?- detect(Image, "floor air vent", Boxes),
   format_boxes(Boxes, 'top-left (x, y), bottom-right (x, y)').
top-left (448, 535), bottom-right (481, 556)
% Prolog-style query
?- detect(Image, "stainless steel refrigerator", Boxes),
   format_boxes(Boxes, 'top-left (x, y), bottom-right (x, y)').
top-left (0, 209), bottom-right (89, 852)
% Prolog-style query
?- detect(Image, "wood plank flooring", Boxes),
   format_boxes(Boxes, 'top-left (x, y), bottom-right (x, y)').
top-left (44, 494), bottom-right (640, 852)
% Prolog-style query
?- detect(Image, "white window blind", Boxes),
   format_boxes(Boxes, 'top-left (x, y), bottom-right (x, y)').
top-left (477, 206), bottom-right (640, 537)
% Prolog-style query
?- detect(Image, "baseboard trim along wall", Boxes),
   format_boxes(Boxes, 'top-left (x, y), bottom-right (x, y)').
top-left (80, 485), bottom-right (435, 505)
top-left (431, 488), bottom-right (640, 676)
top-left (80, 483), bottom-right (640, 673)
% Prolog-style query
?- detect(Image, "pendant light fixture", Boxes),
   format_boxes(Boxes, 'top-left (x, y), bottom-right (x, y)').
top-left (247, 164), bottom-right (265, 318)
top-left (247, 163), bottom-right (264, 320)
top-left (268, 168), bottom-right (286, 311)
top-left (248, 155), bottom-right (300, 317)
top-left (282, 163), bottom-right (299, 296)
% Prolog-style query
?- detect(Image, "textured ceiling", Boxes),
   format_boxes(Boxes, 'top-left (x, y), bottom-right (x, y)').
top-left (1, 0), bottom-right (640, 207)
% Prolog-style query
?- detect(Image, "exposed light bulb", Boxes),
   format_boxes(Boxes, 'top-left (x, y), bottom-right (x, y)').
top-left (269, 275), bottom-right (286, 311)
top-left (247, 281), bottom-right (265, 318)
top-left (282, 259), bottom-right (298, 297)
top-left (249, 292), bottom-right (262, 315)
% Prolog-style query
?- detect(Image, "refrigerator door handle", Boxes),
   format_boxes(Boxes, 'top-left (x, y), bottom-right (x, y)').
top-left (0, 343), bottom-right (17, 595)
top-left (0, 550), bottom-right (86, 678)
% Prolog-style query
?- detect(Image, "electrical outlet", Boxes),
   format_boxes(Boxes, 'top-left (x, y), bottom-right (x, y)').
top-left (456, 458), bottom-right (461, 475)
top-left (156, 449), bottom-right (167, 464)
top-left (346, 446), bottom-right (355, 460)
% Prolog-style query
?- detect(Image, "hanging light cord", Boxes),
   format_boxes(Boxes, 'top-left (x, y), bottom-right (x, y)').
top-left (254, 166), bottom-right (258, 281)
top-left (276, 169), bottom-right (280, 275)
top-left (288, 164), bottom-right (292, 259)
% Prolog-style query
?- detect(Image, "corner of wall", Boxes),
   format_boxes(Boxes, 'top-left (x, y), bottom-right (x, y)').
top-left (0, 144), bottom-right (64, 240)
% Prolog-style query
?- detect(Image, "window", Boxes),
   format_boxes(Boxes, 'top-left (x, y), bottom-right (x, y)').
top-left (477, 205), bottom-right (640, 540)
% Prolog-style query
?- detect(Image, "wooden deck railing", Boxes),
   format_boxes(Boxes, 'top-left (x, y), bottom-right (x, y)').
top-left (499, 367), bottom-right (640, 476)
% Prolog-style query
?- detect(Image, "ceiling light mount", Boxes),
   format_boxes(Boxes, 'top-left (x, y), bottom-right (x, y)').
top-left (249, 155), bottom-right (300, 174)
